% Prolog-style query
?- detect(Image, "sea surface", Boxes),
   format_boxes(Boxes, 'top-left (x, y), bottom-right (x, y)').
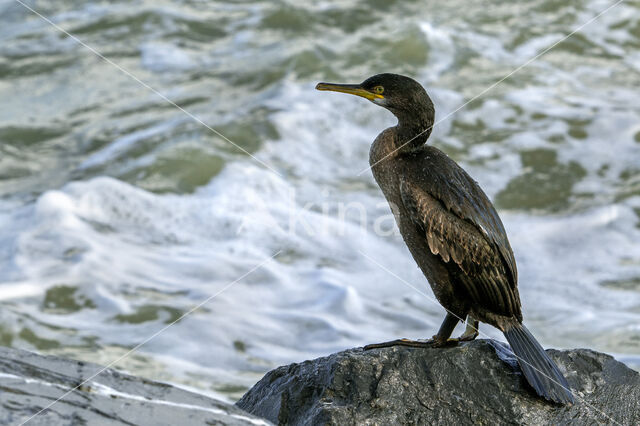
top-left (1, 0), bottom-right (639, 403)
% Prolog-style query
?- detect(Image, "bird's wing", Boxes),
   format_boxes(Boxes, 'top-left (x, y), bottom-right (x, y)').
top-left (399, 179), bottom-right (520, 317)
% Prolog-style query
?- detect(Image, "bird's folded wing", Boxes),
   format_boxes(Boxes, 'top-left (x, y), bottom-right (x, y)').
top-left (399, 181), bottom-right (520, 317)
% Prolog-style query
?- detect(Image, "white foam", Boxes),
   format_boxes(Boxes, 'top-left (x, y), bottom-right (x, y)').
top-left (140, 42), bottom-right (196, 73)
top-left (79, 119), bottom-right (185, 170)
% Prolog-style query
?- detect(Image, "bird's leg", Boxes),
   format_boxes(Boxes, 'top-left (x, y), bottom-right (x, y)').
top-left (458, 317), bottom-right (479, 341)
top-left (364, 313), bottom-right (460, 350)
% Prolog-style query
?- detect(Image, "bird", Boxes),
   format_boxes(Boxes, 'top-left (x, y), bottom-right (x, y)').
top-left (316, 73), bottom-right (574, 404)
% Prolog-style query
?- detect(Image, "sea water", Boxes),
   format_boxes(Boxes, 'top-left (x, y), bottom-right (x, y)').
top-left (0, 0), bottom-right (639, 402)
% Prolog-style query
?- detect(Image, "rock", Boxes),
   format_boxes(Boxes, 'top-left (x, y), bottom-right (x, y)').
top-left (0, 346), bottom-right (271, 426)
top-left (237, 339), bottom-right (640, 425)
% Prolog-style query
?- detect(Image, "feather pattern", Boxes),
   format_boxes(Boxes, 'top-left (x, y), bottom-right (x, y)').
top-left (398, 147), bottom-right (521, 319)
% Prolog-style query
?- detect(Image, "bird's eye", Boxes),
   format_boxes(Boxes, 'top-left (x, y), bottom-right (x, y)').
top-left (373, 86), bottom-right (384, 94)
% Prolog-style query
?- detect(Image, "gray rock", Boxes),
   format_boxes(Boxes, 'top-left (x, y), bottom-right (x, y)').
top-left (0, 346), bottom-right (271, 426)
top-left (237, 339), bottom-right (639, 425)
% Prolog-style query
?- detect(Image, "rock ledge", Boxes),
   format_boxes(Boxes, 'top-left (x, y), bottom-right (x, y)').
top-left (0, 346), bottom-right (270, 426)
top-left (237, 339), bottom-right (639, 425)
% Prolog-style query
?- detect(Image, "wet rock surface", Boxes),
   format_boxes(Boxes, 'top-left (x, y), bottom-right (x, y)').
top-left (0, 346), bottom-right (270, 426)
top-left (237, 339), bottom-right (639, 425)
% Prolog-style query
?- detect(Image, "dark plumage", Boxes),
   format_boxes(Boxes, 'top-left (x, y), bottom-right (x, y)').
top-left (316, 73), bottom-right (573, 404)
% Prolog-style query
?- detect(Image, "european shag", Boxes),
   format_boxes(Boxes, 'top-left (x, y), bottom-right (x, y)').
top-left (316, 73), bottom-right (573, 404)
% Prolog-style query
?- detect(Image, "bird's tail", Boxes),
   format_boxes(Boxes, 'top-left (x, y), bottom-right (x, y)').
top-left (503, 322), bottom-right (574, 404)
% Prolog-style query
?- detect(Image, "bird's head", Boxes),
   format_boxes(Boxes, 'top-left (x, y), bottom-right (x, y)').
top-left (316, 73), bottom-right (434, 126)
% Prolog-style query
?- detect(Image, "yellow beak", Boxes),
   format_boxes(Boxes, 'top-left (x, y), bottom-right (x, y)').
top-left (315, 82), bottom-right (383, 101)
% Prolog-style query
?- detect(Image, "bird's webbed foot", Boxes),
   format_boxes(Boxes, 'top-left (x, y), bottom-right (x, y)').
top-left (363, 335), bottom-right (457, 350)
top-left (363, 313), bottom-right (473, 350)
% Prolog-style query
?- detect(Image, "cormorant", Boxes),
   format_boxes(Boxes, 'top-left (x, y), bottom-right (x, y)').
top-left (316, 73), bottom-right (574, 404)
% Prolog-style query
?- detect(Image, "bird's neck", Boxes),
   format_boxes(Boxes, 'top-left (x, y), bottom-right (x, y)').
top-left (393, 110), bottom-right (434, 152)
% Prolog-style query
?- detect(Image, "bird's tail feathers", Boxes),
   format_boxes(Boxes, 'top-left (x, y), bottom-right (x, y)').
top-left (503, 322), bottom-right (574, 404)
